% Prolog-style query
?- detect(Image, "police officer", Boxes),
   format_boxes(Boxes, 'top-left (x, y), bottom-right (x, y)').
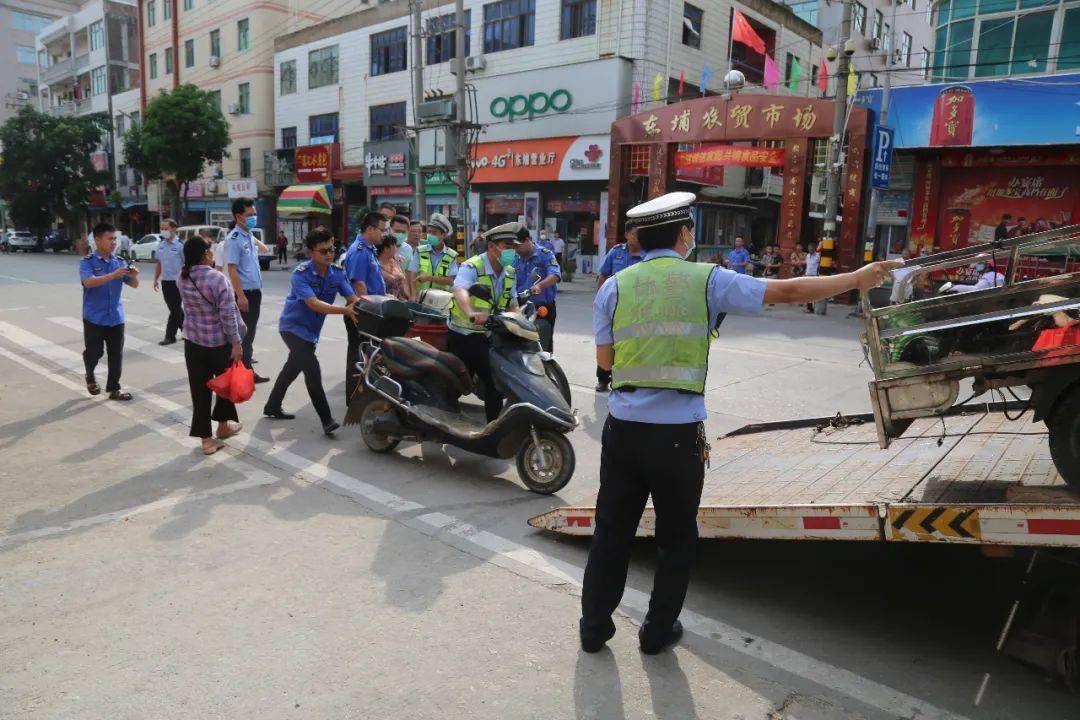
top-left (581, 192), bottom-right (900, 655)
top-left (225, 197), bottom-right (270, 383)
top-left (594, 222), bottom-right (644, 392)
top-left (448, 222), bottom-right (520, 422)
top-left (513, 225), bottom-right (560, 352)
top-left (415, 213), bottom-right (459, 296)
top-left (263, 228), bottom-right (359, 435)
top-left (342, 211), bottom-right (387, 403)
top-left (80, 221), bottom-right (140, 401)
top-left (153, 218), bottom-right (185, 345)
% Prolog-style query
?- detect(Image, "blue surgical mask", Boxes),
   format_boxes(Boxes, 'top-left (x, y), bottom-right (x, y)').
top-left (394, 232), bottom-right (407, 246)
top-left (975, 262), bottom-right (987, 272)
top-left (244, 215), bottom-right (258, 230)
top-left (426, 234), bottom-right (440, 248)
top-left (499, 248), bottom-right (517, 268)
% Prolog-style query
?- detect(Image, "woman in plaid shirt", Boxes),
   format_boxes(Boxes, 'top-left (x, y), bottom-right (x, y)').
top-left (178, 236), bottom-right (246, 455)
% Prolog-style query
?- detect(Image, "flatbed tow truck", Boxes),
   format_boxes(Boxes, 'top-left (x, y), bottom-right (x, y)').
top-left (530, 227), bottom-right (1080, 688)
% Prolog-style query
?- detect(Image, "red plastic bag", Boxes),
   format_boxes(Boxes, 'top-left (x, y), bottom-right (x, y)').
top-left (206, 361), bottom-right (255, 404)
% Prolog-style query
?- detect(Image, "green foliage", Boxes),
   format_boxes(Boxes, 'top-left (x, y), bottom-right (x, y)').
top-left (0, 106), bottom-right (109, 231)
top-left (124, 84), bottom-right (230, 192)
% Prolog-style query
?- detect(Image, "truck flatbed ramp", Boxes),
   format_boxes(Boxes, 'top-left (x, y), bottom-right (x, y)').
top-left (529, 411), bottom-right (1080, 546)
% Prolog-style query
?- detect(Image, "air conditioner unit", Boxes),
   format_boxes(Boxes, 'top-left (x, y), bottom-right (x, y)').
top-left (870, 37), bottom-right (881, 51)
top-left (227, 103), bottom-right (240, 115)
top-left (465, 55), bottom-right (487, 72)
top-left (208, 55), bottom-right (220, 68)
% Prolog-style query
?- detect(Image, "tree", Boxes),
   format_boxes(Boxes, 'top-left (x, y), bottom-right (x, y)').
top-left (0, 106), bottom-right (110, 234)
top-left (124, 84), bottom-right (230, 219)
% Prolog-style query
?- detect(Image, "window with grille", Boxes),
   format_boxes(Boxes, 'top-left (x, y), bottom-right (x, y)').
top-left (371, 27), bottom-right (407, 76)
top-left (308, 45), bottom-right (338, 88)
top-left (560, 0), bottom-right (596, 40)
top-left (483, 0), bottom-right (535, 53)
top-left (369, 102), bottom-right (405, 141)
top-left (628, 145), bottom-right (650, 176)
top-left (426, 11), bottom-right (471, 64)
top-left (280, 60), bottom-right (296, 95)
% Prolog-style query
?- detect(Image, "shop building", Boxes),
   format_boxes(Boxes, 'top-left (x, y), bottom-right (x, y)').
top-left (856, 73), bottom-right (1080, 268)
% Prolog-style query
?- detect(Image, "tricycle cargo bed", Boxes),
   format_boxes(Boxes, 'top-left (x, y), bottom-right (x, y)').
top-left (529, 410), bottom-right (1080, 546)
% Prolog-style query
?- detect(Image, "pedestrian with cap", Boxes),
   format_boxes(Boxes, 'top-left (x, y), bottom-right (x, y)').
top-left (513, 224), bottom-right (560, 352)
top-left (263, 228), bottom-right (359, 436)
top-left (225, 197), bottom-right (270, 383)
top-left (80, 222), bottom-right (139, 401)
top-left (153, 218), bottom-right (185, 345)
top-left (448, 222), bottom-right (521, 422)
top-left (581, 192), bottom-right (901, 655)
top-left (594, 221), bottom-right (644, 392)
top-left (415, 212), bottom-right (459, 295)
top-left (342, 211), bottom-right (387, 403)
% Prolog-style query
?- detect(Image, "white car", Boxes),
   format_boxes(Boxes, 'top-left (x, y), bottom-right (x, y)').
top-left (7, 230), bottom-right (38, 252)
top-left (178, 225), bottom-right (272, 269)
top-left (131, 233), bottom-right (163, 262)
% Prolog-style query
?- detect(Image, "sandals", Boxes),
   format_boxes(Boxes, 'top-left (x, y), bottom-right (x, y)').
top-left (108, 390), bottom-right (133, 401)
top-left (86, 376), bottom-right (100, 396)
top-left (216, 421), bottom-right (243, 440)
top-left (202, 439), bottom-right (224, 456)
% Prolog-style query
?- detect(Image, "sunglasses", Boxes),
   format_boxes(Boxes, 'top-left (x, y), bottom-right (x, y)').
top-left (312, 247), bottom-right (335, 256)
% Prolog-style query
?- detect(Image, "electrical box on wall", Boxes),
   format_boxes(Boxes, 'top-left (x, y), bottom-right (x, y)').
top-left (417, 126), bottom-right (459, 170)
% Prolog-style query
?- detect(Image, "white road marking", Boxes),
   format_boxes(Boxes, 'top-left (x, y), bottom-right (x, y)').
top-left (47, 316), bottom-right (184, 364)
top-left (0, 319), bottom-right (970, 720)
top-left (0, 274), bottom-right (39, 284)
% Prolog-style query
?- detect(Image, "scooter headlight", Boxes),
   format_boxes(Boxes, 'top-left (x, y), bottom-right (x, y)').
top-left (522, 353), bottom-right (546, 376)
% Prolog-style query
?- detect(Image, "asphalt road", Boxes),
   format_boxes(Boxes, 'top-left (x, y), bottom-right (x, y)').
top-left (0, 251), bottom-right (1076, 719)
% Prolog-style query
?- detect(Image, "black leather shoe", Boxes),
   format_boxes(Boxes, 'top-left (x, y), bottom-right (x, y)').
top-left (108, 390), bottom-right (133, 402)
top-left (263, 408), bottom-right (295, 420)
top-left (594, 382), bottom-right (610, 393)
top-left (639, 620), bottom-right (683, 655)
top-left (158, 338), bottom-right (177, 346)
top-left (579, 618), bottom-right (616, 654)
top-left (253, 374), bottom-right (270, 384)
top-left (86, 375), bottom-right (100, 396)
top-left (322, 420), bottom-right (340, 436)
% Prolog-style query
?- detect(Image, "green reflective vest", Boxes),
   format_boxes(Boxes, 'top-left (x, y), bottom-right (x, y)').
top-left (449, 255), bottom-right (516, 333)
top-left (416, 245), bottom-right (458, 293)
top-left (612, 257), bottom-right (714, 393)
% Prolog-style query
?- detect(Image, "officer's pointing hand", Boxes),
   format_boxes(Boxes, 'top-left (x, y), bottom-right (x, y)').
top-left (853, 260), bottom-right (904, 292)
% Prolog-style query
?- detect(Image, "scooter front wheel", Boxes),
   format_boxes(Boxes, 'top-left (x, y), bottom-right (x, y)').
top-left (359, 399), bottom-right (402, 454)
top-left (516, 430), bottom-right (575, 495)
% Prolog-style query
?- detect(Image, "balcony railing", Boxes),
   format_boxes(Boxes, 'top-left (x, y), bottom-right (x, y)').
top-left (46, 98), bottom-right (95, 117)
top-left (41, 57), bottom-right (75, 85)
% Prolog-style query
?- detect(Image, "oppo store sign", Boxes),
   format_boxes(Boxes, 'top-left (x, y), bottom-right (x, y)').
top-left (489, 89), bottom-right (573, 122)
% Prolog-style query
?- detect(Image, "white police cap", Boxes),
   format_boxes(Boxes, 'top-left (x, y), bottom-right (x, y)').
top-left (483, 221), bottom-right (523, 245)
top-left (626, 191), bottom-right (697, 230)
top-left (428, 212), bottom-right (453, 235)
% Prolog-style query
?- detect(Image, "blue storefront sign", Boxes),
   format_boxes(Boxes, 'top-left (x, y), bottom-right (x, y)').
top-left (870, 126), bottom-right (894, 190)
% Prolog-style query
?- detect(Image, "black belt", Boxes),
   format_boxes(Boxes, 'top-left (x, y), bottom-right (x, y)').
top-left (617, 385), bottom-right (703, 396)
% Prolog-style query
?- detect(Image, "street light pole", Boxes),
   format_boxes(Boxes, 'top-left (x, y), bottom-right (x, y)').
top-left (454, 0), bottom-right (469, 248)
top-left (411, 0), bottom-right (426, 220)
top-left (865, 0), bottom-right (902, 261)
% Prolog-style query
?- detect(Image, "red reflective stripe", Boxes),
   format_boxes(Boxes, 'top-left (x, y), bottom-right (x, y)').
top-left (802, 516), bottom-right (842, 530)
top-left (566, 516), bottom-right (592, 528)
top-left (1027, 519), bottom-right (1080, 535)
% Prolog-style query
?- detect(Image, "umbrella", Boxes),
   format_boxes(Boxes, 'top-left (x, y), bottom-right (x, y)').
top-left (278, 184), bottom-right (332, 215)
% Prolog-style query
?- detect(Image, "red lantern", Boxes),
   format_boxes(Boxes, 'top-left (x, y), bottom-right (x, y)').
top-left (930, 86), bottom-right (975, 147)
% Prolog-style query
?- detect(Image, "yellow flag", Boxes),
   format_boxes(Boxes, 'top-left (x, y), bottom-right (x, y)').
top-left (847, 63), bottom-right (857, 95)
top-left (653, 73), bottom-right (663, 102)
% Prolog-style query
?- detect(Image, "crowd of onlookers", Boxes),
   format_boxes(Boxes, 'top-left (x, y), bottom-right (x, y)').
top-left (713, 238), bottom-right (822, 280)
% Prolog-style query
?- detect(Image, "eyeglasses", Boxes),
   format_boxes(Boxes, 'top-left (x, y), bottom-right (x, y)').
top-left (312, 247), bottom-right (334, 256)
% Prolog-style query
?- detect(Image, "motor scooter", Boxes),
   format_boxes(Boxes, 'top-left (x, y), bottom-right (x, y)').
top-left (343, 288), bottom-right (577, 494)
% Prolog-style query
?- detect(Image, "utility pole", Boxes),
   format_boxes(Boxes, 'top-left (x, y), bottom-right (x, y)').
top-left (865, 0), bottom-right (901, 261)
top-left (411, 0), bottom-right (426, 220)
top-left (816, 0), bottom-right (853, 314)
top-left (453, 0), bottom-right (469, 249)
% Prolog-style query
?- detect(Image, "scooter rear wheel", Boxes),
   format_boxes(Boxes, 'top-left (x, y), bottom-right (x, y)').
top-left (516, 430), bottom-right (575, 495)
top-left (360, 399), bottom-right (402, 454)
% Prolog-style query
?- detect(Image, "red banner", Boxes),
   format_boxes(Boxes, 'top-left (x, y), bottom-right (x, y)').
top-left (295, 144), bottom-right (333, 183)
top-left (777, 138), bottom-right (808, 264)
top-left (674, 144), bottom-right (784, 169)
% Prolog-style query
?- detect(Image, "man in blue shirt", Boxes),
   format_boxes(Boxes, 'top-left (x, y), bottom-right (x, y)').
top-left (79, 222), bottom-right (140, 400)
top-left (594, 223), bottom-right (644, 392)
top-left (264, 228), bottom-right (359, 436)
top-left (513, 226), bottom-right (561, 352)
top-left (225, 197), bottom-right (270, 382)
top-left (342, 211), bottom-right (387, 403)
top-left (580, 192), bottom-right (901, 656)
top-left (725, 236), bottom-right (751, 274)
top-left (152, 218), bottom-right (185, 345)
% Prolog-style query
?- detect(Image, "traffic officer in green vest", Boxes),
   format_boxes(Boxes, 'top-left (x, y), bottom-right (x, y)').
top-left (448, 222), bottom-right (520, 422)
top-left (415, 212), bottom-right (459, 295)
top-left (581, 192), bottom-right (901, 655)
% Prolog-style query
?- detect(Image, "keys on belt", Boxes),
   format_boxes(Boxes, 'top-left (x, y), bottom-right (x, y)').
top-left (696, 422), bottom-right (711, 469)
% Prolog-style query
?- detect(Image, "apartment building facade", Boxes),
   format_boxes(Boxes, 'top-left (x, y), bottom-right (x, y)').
top-left (0, 0), bottom-right (80, 126)
top-left (136, 0), bottom-right (360, 223)
top-left (272, 0), bottom-right (821, 258)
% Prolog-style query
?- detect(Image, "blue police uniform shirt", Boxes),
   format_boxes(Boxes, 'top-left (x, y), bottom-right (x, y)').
top-left (598, 244), bottom-right (644, 277)
top-left (427, 246), bottom-right (459, 278)
top-left (344, 236), bottom-right (386, 295)
top-left (156, 236), bottom-right (184, 281)
top-left (279, 261), bottom-right (355, 344)
top-left (80, 251), bottom-right (134, 326)
top-left (451, 253), bottom-right (513, 335)
top-left (514, 245), bottom-right (560, 307)
top-left (224, 226), bottom-right (263, 290)
top-left (539, 238), bottom-right (555, 254)
top-left (594, 249), bottom-right (767, 424)
top-left (726, 247), bottom-right (751, 274)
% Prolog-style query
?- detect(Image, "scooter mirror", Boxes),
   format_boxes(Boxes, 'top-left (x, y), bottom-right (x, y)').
top-left (468, 283), bottom-right (493, 303)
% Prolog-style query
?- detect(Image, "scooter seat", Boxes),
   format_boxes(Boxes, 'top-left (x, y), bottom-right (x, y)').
top-left (381, 336), bottom-right (473, 398)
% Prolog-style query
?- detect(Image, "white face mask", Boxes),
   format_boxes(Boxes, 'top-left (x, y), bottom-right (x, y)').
top-left (681, 227), bottom-right (696, 260)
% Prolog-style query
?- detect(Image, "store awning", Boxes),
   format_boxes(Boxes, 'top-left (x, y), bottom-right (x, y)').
top-left (278, 184), bottom-right (332, 215)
